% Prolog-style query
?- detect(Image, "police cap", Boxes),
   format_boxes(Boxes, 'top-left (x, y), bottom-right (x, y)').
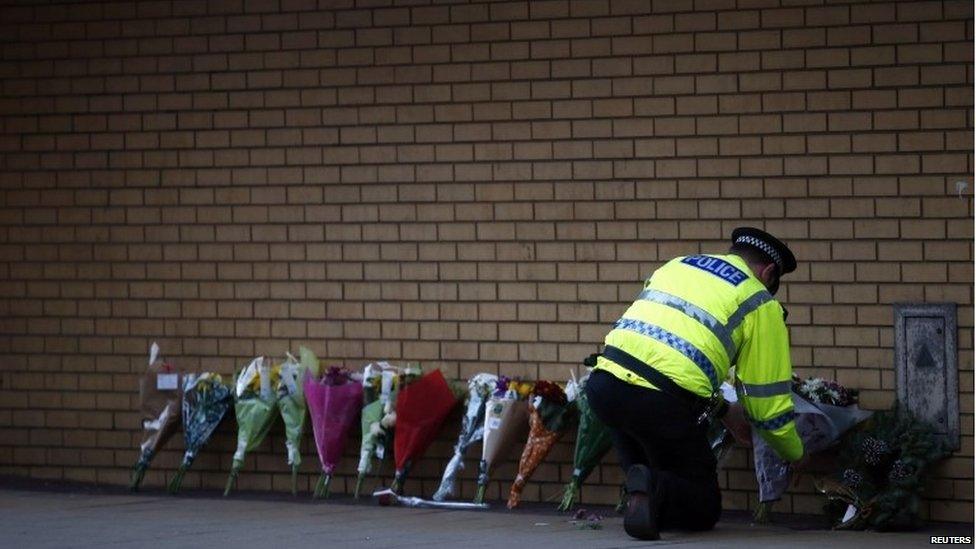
top-left (731, 227), bottom-right (797, 275)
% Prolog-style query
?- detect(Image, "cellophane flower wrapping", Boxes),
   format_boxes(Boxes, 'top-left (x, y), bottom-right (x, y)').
top-left (130, 342), bottom-right (183, 490)
top-left (275, 348), bottom-right (319, 494)
top-left (753, 387), bottom-right (872, 503)
top-left (168, 372), bottom-right (232, 493)
top-left (392, 368), bottom-right (458, 493)
top-left (507, 380), bottom-right (577, 509)
top-left (432, 373), bottom-right (498, 501)
top-left (374, 488), bottom-right (489, 510)
top-left (224, 356), bottom-right (279, 496)
top-left (354, 362), bottom-right (399, 498)
top-left (557, 374), bottom-right (613, 511)
top-left (473, 377), bottom-right (531, 503)
top-left (305, 364), bottom-right (363, 498)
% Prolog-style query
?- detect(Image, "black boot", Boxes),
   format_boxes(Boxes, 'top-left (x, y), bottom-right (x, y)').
top-left (623, 464), bottom-right (660, 540)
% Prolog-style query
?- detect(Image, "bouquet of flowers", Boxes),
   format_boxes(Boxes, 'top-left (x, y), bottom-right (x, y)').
top-left (275, 349), bottom-right (319, 494)
top-left (130, 342), bottom-right (183, 491)
top-left (473, 376), bottom-right (531, 503)
top-left (167, 372), bottom-right (233, 494)
top-left (354, 362), bottom-right (400, 498)
top-left (752, 376), bottom-right (871, 521)
top-left (432, 373), bottom-right (498, 501)
top-left (305, 364), bottom-right (363, 499)
top-left (391, 368), bottom-right (459, 493)
top-left (224, 356), bottom-right (279, 496)
top-left (793, 375), bottom-right (859, 407)
top-left (507, 379), bottom-right (577, 509)
top-left (817, 406), bottom-right (948, 531)
top-left (557, 373), bottom-right (613, 511)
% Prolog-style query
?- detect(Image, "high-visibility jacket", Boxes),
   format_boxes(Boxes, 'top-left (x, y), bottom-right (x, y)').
top-left (594, 253), bottom-right (803, 462)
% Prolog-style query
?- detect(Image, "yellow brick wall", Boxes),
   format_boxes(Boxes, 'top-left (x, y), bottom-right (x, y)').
top-left (0, 0), bottom-right (972, 522)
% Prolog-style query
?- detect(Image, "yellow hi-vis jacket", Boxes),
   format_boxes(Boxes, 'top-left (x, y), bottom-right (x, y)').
top-left (594, 253), bottom-right (804, 462)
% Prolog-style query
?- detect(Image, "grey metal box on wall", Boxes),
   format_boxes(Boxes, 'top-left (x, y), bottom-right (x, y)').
top-left (894, 303), bottom-right (959, 451)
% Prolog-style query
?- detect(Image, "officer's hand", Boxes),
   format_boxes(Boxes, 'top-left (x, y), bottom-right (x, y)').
top-left (720, 403), bottom-right (752, 447)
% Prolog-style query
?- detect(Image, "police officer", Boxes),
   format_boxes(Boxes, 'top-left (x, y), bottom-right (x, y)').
top-left (584, 227), bottom-right (805, 540)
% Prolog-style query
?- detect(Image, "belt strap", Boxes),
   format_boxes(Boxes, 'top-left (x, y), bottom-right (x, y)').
top-left (601, 345), bottom-right (711, 414)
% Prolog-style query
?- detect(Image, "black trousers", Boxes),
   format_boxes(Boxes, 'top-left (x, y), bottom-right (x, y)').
top-left (585, 369), bottom-right (722, 531)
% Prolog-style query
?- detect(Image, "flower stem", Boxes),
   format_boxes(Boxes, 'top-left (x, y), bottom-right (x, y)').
top-left (321, 474), bottom-right (332, 499)
top-left (614, 484), bottom-right (626, 514)
top-left (167, 464), bottom-right (188, 495)
top-left (312, 474), bottom-right (324, 499)
top-left (291, 465), bottom-right (299, 496)
top-left (753, 501), bottom-right (773, 524)
top-left (391, 461), bottom-right (410, 494)
top-left (353, 474), bottom-right (365, 499)
top-left (129, 449), bottom-right (153, 491)
top-left (223, 464), bottom-right (240, 497)
top-left (474, 482), bottom-right (487, 504)
top-left (129, 465), bottom-right (146, 491)
top-left (557, 478), bottom-right (580, 512)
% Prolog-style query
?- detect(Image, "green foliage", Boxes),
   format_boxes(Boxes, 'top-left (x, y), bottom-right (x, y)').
top-left (824, 405), bottom-right (950, 531)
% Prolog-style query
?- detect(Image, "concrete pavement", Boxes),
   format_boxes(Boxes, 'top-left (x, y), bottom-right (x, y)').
top-left (0, 484), bottom-right (970, 548)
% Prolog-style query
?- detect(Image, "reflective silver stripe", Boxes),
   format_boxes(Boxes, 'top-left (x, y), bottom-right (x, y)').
top-left (634, 286), bottom-right (775, 367)
top-left (638, 288), bottom-right (736, 360)
top-left (613, 318), bottom-right (721, 391)
top-left (750, 409), bottom-right (795, 431)
top-left (727, 290), bottom-right (775, 363)
top-left (726, 289), bottom-right (774, 334)
top-left (735, 379), bottom-right (793, 398)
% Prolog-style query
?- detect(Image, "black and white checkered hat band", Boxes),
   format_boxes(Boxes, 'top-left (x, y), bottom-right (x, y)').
top-left (735, 235), bottom-right (784, 271)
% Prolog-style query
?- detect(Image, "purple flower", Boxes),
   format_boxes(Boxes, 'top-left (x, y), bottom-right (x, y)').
top-left (322, 366), bottom-right (353, 386)
top-left (494, 375), bottom-right (511, 397)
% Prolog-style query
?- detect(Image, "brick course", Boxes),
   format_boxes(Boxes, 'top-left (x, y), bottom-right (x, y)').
top-left (0, 0), bottom-right (972, 522)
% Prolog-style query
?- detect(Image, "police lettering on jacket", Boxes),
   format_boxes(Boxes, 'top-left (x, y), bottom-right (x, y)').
top-left (680, 255), bottom-right (748, 286)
